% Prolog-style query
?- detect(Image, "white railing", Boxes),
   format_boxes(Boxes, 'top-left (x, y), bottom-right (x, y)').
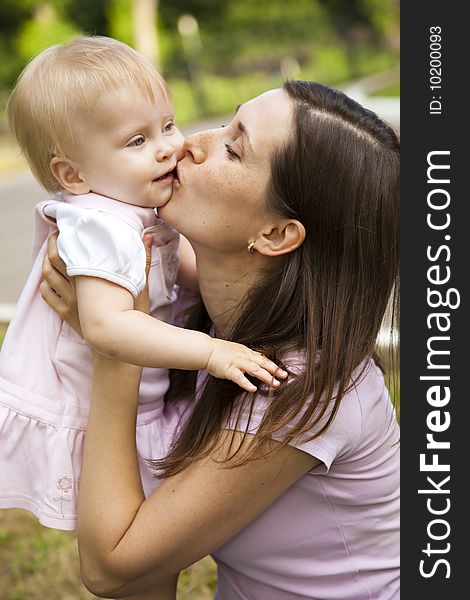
top-left (0, 303), bottom-right (16, 324)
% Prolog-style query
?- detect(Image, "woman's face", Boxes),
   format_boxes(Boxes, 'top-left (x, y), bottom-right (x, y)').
top-left (159, 88), bottom-right (294, 254)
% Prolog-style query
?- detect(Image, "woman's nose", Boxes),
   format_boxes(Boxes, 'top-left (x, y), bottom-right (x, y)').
top-left (183, 132), bottom-right (207, 164)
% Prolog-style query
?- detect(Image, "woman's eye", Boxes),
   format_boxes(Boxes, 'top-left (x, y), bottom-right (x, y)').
top-left (225, 143), bottom-right (240, 160)
top-left (221, 124), bottom-right (226, 128)
top-left (128, 136), bottom-right (145, 147)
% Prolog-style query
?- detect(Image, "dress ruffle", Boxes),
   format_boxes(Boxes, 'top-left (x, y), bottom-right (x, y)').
top-left (0, 398), bottom-right (189, 531)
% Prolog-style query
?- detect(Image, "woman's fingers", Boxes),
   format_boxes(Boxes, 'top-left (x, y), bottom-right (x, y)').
top-left (143, 233), bottom-right (153, 275)
top-left (40, 276), bottom-right (82, 336)
top-left (46, 231), bottom-right (67, 276)
top-left (42, 251), bottom-right (71, 299)
top-left (41, 238), bottom-right (82, 336)
top-left (134, 234), bottom-right (153, 314)
top-left (39, 279), bottom-right (68, 316)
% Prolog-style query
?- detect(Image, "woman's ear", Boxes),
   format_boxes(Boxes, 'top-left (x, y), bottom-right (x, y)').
top-left (257, 220), bottom-right (306, 256)
top-left (50, 156), bottom-right (91, 195)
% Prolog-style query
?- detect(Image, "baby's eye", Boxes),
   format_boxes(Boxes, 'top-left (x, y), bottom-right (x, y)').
top-left (128, 135), bottom-right (145, 147)
top-left (163, 122), bottom-right (175, 133)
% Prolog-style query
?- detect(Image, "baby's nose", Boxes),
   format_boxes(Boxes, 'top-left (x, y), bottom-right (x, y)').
top-left (155, 139), bottom-right (175, 162)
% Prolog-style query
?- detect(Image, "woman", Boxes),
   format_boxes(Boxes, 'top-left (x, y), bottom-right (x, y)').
top-left (42, 81), bottom-right (400, 599)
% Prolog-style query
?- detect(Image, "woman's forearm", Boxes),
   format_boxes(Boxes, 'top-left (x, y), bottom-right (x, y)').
top-left (77, 354), bottom-right (146, 592)
top-left (78, 355), bottom-right (184, 598)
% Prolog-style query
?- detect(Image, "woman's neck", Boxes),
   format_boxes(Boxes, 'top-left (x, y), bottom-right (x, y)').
top-left (194, 247), bottom-right (276, 339)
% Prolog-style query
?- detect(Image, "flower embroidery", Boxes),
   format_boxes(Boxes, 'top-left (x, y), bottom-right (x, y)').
top-left (53, 475), bottom-right (74, 515)
top-left (57, 476), bottom-right (73, 493)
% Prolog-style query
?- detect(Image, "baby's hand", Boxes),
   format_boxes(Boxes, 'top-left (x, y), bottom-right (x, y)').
top-left (205, 339), bottom-right (288, 393)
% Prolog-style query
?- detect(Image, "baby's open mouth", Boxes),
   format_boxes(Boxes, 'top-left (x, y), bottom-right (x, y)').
top-left (154, 166), bottom-right (178, 183)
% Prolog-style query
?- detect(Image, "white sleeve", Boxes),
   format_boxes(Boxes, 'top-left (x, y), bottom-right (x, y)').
top-left (43, 203), bottom-right (146, 298)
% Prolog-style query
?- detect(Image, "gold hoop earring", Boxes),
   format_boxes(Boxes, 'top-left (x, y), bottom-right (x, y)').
top-left (248, 241), bottom-right (255, 254)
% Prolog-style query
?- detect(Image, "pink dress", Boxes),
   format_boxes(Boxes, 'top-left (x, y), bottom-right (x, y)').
top-left (0, 192), bottom-right (186, 530)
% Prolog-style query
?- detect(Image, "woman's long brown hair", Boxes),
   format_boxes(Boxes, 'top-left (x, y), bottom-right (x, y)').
top-left (151, 81), bottom-right (400, 477)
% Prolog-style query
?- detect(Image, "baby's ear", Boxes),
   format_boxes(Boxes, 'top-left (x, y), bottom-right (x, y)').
top-left (50, 156), bottom-right (91, 195)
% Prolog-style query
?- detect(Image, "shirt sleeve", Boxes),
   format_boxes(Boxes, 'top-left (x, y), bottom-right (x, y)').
top-left (223, 371), bottom-right (366, 473)
top-left (43, 203), bottom-right (146, 298)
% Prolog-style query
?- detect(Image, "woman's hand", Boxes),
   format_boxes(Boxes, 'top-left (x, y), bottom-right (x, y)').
top-left (134, 233), bottom-right (153, 314)
top-left (41, 232), bottom-right (154, 334)
top-left (40, 231), bottom-right (82, 336)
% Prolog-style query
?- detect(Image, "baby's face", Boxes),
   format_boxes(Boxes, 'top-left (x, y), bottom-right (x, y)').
top-left (72, 86), bottom-right (184, 209)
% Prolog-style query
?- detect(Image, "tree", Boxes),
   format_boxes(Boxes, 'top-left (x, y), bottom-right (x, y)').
top-left (132, 0), bottom-right (159, 67)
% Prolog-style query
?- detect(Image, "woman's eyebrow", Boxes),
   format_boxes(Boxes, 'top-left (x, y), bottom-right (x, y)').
top-left (237, 122), bottom-right (252, 150)
top-left (234, 104), bottom-right (252, 150)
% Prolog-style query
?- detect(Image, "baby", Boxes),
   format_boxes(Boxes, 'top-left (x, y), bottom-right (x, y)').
top-left (0, 36), bottom-right (285, 530)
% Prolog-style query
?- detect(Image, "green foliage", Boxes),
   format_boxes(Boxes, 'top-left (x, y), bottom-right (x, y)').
top-left (107, 0), bottom-right (134, 47)
top-left (159, 0), bottom-right (228, 30)
top-left (0, 0), bottom-right (399, 122)
top-left (0, 0), bottom-right (35, 87)
top-left (170, 70), bottom-right (284, 124)
top-left (0, 0), bottom-right (35, 31)
top-left (370, 81), bottom-right (400, 96)
top-left (0, 0), bottom-right (400, 83)
top-left (160, 0), bottom-right (330, 77)
top-left (361, 0), bottom-right (400, 35)
top-left (16, 9), bottom-right (79, 62)
top-left (163, 43), bottom-right (397, 125)
top-left (62, 0), bottom-right (109, 36)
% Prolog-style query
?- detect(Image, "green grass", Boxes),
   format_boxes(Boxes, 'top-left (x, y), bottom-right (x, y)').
top-left (0, 323), bottom-right (8, 346)
top-left (0, 509), bottom-right (217, 599)
top-left (370, 81), bottom-right (400, 96)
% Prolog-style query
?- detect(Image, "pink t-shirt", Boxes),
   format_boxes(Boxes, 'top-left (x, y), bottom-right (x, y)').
top-left (212, 358), bottom-right (400, 600)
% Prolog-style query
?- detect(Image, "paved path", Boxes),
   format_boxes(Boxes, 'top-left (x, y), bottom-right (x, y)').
top-left (0, 171), bottom-right (44, 311)
top-left (0, 81), bottom-right (399, 319)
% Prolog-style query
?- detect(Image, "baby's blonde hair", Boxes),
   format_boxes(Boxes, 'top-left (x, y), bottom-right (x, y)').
top-left (7, 35), bottom-right (168, 193)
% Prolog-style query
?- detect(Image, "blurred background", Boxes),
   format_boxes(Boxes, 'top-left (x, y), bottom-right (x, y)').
top-left (0, 0), bottom-right (400, 309)
top-left (0, 1), bottom-right (399, 598)
top-left (0, 0), bottom-right (400, 127)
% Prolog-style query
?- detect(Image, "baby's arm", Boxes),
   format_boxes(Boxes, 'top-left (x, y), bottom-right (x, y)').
top-left (176, 234), bottom-right (199, 292)
top-left (75, 276), bottom-right (286, 392)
